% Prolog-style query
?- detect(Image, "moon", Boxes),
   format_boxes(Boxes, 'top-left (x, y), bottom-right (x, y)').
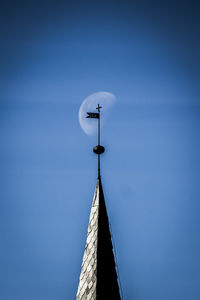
top-left (79, 91), bottom-right (116, 135)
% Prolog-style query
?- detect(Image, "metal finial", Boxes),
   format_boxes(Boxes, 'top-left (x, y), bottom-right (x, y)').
top-left (86, 104), bottom-right (105, 178)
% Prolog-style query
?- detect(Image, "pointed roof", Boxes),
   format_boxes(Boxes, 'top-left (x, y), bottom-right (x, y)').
top-left (77, 177), bottom-right (121, 300)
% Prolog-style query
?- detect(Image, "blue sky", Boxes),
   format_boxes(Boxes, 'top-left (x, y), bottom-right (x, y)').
top-left (0, 1), bottom-right (200, 299)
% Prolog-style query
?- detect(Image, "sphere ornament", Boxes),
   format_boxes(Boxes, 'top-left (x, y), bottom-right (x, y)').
top-left (93, 145), bottom-right (105, 155)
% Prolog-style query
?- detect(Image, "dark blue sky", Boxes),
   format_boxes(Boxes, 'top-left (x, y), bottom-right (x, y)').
top-left (1, 1), bottom-right (200, 299)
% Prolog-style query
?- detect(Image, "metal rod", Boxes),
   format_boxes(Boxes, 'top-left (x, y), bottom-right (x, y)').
top-left (97, 104), bottom-right (101, 179)
top-left (98, 108), bottom-right (100, 146)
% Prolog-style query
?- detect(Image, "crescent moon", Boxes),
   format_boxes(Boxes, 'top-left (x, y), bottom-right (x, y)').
top-left (78, 91), bottom-right (116, 135)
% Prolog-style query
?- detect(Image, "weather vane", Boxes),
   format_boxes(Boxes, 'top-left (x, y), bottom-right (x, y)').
top-left (86, 104), bottom-right (105, 179)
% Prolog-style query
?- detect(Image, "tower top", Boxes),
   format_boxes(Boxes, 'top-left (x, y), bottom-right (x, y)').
top-left (76, 177), bottom-right (121, 299)
top-left (77, 104), bottom-right (122, 299)
top-left (86, 104), bottom-right (105, 178)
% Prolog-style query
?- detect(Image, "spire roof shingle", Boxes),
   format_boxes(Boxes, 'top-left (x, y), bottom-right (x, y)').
top-left (77, 178), bottom-right (121, 300)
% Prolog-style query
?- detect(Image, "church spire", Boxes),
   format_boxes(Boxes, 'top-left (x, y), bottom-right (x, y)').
top-left (76, 105), bottom-right (121, 299)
